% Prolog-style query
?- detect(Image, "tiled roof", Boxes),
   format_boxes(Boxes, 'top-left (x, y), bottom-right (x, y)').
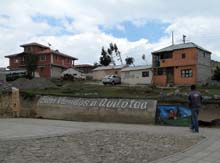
top-left (152, 42), bottom-right (211, 54)
top-left (121, 65), bottom-right (152, 72)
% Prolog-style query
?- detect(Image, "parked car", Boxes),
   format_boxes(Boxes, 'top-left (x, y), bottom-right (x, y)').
top-left (102, 75), bottom-right (121, 85)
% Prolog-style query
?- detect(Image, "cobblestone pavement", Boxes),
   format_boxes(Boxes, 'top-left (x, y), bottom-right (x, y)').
top-left (0, 118), bottom-right (216, 163)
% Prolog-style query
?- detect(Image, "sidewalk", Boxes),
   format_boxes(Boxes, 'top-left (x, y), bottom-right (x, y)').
top-left (153, 128), bottom-right (220, 163)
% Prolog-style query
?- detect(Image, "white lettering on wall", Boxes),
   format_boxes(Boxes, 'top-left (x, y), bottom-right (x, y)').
top-left (38, 96), bottom-right (151, 110)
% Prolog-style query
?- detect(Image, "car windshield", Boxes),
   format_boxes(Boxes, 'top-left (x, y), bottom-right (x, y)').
top-left (104, 75), bottom-right (112, 79)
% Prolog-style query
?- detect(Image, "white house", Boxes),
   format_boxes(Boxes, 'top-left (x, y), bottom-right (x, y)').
top-left (92, 65), bottom-right (127, 80)
top-left (61, 68), bottom-right (85, 79)
top-left (121, 65), bottom-right (153, 85)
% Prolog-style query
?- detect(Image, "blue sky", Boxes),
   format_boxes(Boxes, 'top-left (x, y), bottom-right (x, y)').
top-left (32, 14), bottom-right (170, 43)
top-left (100, 21), bottom-right (170, 42)
top-left (1, 0), bottom-right (220, 67)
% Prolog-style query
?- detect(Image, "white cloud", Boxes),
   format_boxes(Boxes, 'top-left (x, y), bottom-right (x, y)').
top-left (1, 0), bottom-right (220, 68)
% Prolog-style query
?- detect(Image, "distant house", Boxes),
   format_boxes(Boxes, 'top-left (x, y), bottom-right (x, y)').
top-left (74, 64), bottom-right (94, 74)
top-left (92, 65), bottom-right (127, 80)
top-left (152, 42), bottom-right (212, 86)
top-left (211, 60), bottom-right (220, 78)
top-left (5, 42), bottom-right (78, 78)
top-left (121, 65), bottom-right (153, 85)
top-left (61, 68), bottom-right (85, 79)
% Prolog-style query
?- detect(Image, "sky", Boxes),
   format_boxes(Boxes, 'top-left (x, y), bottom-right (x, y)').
top-left (1, 0), bottom-right (220, 67)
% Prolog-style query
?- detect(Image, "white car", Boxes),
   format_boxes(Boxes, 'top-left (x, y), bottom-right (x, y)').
top-left (102, 75), bottom-right (121, 85)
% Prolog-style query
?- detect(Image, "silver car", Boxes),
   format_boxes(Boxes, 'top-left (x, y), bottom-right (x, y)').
top-left (102, 75), bottom-right (121, 85)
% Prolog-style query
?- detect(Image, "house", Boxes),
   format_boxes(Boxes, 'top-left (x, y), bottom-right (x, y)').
top-left (152, 42), bottom-right (211, 86)
top-left (5, 42), bottom-right (77, 78)
top-left (121, 65), bottom-right (153, 85)
top-left (74, 64), bottom-right (94, 74)
top-left (92, 65), bottom-right (127, 80)
top-left (211, 60), bottom-right (220, 78)
top-left (61, 68), bottom-right (86, 79)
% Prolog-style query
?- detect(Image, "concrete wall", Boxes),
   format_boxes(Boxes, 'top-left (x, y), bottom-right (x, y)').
top-left (93, 69), bottom-right (121, 80)
top-left (0, 72), bottom-right (6, 84)
top-left (197, 49), bottom-right (211, 84)
top-left (121, 69), bottom-right (153, 85)
top-left (36, 96), bottom-right (157, 124)
top-left (51, 66), bottom-right (63, 78)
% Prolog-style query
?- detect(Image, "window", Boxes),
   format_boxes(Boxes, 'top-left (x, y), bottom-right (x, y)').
top-left (181, 69), bottom-right (192, 78)
top-left (203, 52), bottom-right (206, 57)
top-left (160, 52), bottom-right (172, 59)
top-left (54, 55), bottom-right (58, 61)
top-left (142, 71), bottom-right (149, 77)
top-left (39, 55), bottom-right (46, 61)
top-left (182, 53), bottom-right (186, 59)
top-left (14, 58), bottom-right (19, 63)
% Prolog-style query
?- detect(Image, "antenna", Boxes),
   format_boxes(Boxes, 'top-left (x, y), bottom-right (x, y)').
top-left (172, 31), bottom-right (174, 45)
top-left (183, 35), bottom-right (186, 43)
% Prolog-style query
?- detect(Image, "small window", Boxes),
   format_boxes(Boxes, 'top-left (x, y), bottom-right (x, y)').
top-left (39, 55), bottom-right (46, 61)
top-left (54, 55), bottom-right (58, 61)
top-left (182, 53), bottom-right (186, 59)
top-left (142, 71), bottom-right (149, 77)
top-left (203, 52), bottom-right (206, 57)
top-left (14, 59), bottom-right (19, 63)
top-left (181, 69), bottom-right (192, 78)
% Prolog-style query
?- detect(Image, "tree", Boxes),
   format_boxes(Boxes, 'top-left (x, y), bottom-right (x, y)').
top-left (125, 57), bottom-right (135, 66)
top-left (99, 47), bottom-right (111, 66)
top-left (99, 43), bottom-right (123, 66)
top-left (24, 53), bottom-right (38, 79)
top-left (93, 62), bottom-right (101, 68)
top-left (213, 66), bottom-right (220, 81)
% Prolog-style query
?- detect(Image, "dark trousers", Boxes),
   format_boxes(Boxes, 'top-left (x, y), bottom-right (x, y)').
top-left (191, 109), bottom-right (199, 132)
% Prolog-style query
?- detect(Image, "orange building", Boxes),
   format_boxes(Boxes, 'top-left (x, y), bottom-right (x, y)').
top-left (152, 42), bottom-right (211, 86)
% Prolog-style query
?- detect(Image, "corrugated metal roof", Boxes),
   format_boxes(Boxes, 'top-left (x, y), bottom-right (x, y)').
top-left (152, 42), bottom-right (211, 54)
top-left (121, 65), bottom-right (152, 72)
top-left (93, 65), bottom-right (127, 71)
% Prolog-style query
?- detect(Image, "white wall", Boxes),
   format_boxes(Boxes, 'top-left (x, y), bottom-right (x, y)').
top-left (121, 69), bottom-right (153, 85)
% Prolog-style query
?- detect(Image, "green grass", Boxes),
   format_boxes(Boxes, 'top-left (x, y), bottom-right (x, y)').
top-left (22, 80), bottom-right (220, 102)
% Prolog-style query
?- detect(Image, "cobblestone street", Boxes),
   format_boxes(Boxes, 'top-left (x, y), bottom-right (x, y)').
top-left (0, 119), bottom-right (211, 163)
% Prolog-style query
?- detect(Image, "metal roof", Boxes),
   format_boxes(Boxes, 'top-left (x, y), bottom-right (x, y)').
top-left (93, 65), bottom-right (127, 71)
top-left (121, 65), bottom-right (152, 72)
top-left (20, 42), bottom-right (49, 49)
top-left (152, 42), bottom-right (211, 54)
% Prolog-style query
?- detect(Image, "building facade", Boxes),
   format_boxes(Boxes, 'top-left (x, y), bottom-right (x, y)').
top-left (121, 66), bottom-right (152, 85)
top-left (152, 42), bottom-right (211, 86)
top-left (5, 42), bottom-right (77, 78)
top-left (92, 65), bottom-right (127, 80)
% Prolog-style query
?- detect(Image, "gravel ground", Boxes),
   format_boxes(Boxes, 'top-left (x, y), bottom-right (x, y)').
top-left (0, 129), bottom-right (203, 163)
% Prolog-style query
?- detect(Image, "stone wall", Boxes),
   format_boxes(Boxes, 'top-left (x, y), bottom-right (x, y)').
top-left (0, 93), bottom-right (12, 117)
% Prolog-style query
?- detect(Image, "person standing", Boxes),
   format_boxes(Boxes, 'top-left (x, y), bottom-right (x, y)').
top-left (188, 85), bottom-right (202, 133)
